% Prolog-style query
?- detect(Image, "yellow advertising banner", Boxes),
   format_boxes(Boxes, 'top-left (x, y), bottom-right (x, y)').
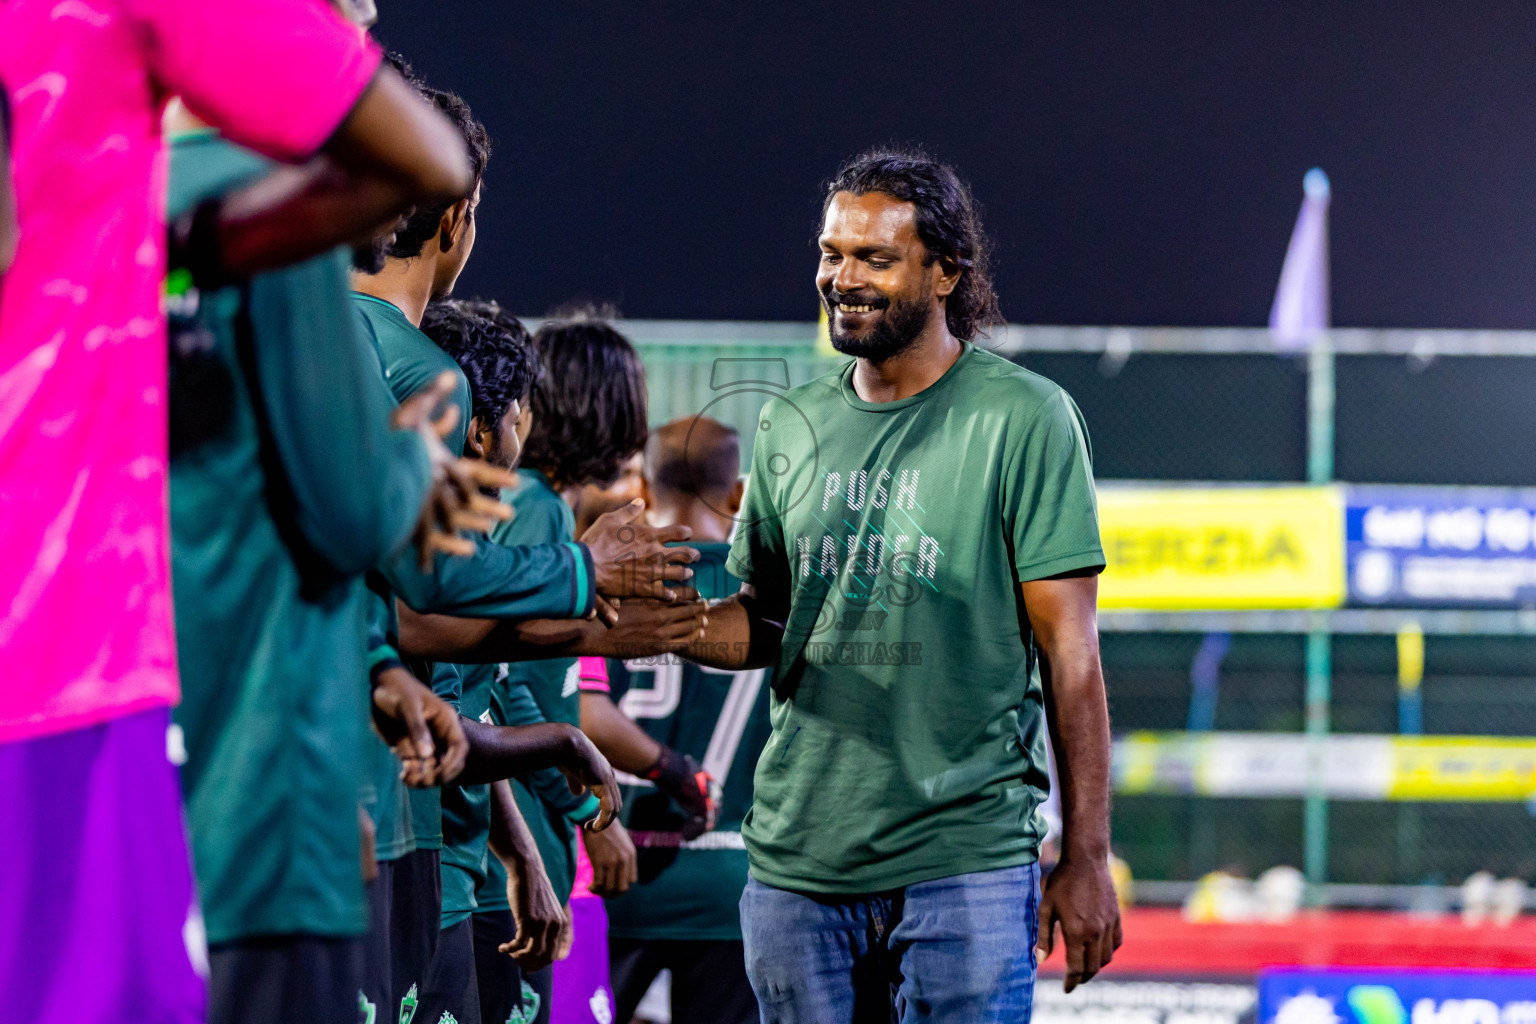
top-left (1113, 731), bottom-right (1536, 802)
top-left (1389, 737), bottom-right (1536, 802)
top-left (1097, 485), bottom-right (1345, 609)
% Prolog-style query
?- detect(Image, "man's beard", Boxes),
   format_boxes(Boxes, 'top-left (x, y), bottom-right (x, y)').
top-left (825, 289), bottom-right (931, 361)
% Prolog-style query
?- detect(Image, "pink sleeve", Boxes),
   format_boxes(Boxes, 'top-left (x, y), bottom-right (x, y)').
top-left (133, 0), bottom-right (382, 163)
top-left (577, 656), bottom-right (610, 693)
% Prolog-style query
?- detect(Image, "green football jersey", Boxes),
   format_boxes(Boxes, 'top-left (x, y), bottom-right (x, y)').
top-left (350, 302), bottom-right (596, 866)
top-left (433, 660), bottom-right (495, 928)
top-left (167, 133), bottom-right (431, 943)
top-left (353, 291), bottom-right (469, 855)
top-left (604, 543), bottom-right (772, 941)
top-left (354, 291), bottom-right (471, 458)
top-left (728, 345), bottom-right (1105, 894)
top-left (475, 672), bottom-right (601, 915)
top-left (465, 471), bottom-right (599, 914)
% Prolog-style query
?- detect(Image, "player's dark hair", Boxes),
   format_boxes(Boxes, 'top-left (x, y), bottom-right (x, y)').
top-left (420, 299), bottom-right (539, 430)
top-left (522, 306), bottom-right (648, 490)
top-left (387, 85), bottom-right (490, 260)
top-left (824, 147), bottom-right (1002, 341)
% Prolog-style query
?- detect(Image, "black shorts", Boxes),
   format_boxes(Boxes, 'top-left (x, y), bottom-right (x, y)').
top-left (473, 910), bottom-right (531, 1024)
top-left (421, 919), bottom-right (481, 1024)
top-left (520, 965), bottom-right (553, 1024)
top-left (390, 848), bottom-right (444, 1024)
top-left (610, 938), bottom-right (757, 1024)
top-left (362, 867), bottom-right (392, 1021)
top-left (207, 933), bottom-right (363, 1024)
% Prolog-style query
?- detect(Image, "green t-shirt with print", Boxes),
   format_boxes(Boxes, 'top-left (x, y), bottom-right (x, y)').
top-left (727, 344), bottom-right (1104, 894)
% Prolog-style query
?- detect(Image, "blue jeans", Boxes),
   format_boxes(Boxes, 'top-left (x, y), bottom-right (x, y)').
top-left (740, 862), bottom-right (1040, 1024)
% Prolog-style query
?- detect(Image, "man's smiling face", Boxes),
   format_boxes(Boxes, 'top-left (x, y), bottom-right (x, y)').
top-left (816, 190), bottom-right (949, 361)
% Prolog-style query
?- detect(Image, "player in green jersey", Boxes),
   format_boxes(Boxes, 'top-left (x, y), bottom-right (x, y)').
top-left (415, 300), bottom-right (556, 1024)
top-left (160, 52), bottom-right (515, 1022)
top-left (348, 81), bottom-right (698, 1024)
top-left (680, 150), bottom-right (1122, 1022)
top-left (415, 303), bottom-right (712, 1024)
top-left (603, 416), bottom-right (766, 1024)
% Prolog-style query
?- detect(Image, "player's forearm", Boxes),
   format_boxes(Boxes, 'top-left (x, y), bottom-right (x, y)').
top-left (382, 537), bottom-right (593, 623)
top-left (580, 693), bottom-right (662, 775)
top-left (456, 718), bottom-right (582, 787)
top-left (682, 594), bottom-right (781, 670)
top-left (397, 605), bottom-right (587, 662)
top-left (206, 160), bottom-right (412, 282)
top-left (487, 778), bottom-right (543, 875)
top-left (1041, 647), bottom-right (1114, 863)
top-left (398, 599), bottom-right (704, 663)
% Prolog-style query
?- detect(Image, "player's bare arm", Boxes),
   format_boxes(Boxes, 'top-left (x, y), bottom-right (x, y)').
top-left (0, 99), bottom-right (14, 279)
top-left (679, 583), bottom-right (787, 672)
top-left (488, 779), bottom-right (567, 970)
top-left (170, 66), bottom-right (473, 288)
top-left (396, 591), bottom-right (706, 663)
top-left (454, 716), bottom-right (622, 831)
top-left (1026, 571), bottom-right (1122, 993)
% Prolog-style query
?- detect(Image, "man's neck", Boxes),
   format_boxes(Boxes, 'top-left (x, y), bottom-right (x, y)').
top-left (648, 500), bottom-right (731, 544)
top-left (851, 319), bottom-right (964, 403)
top-left (352, 258), bottom-right (436, 327)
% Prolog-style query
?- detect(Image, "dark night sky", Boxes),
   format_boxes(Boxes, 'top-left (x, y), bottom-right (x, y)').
top-left (377, 2), bottom-right (1536, 329)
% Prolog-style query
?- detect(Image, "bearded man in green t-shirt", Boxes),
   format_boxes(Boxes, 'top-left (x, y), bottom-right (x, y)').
top-left (683, 148), bottom-right (1122, 1022)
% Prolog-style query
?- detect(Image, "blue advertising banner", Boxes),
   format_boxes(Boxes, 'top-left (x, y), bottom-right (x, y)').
top-left (1346, 486), bottom-right (1536, 606)
top-left (1259, 968), bottom-right (1536, 1023)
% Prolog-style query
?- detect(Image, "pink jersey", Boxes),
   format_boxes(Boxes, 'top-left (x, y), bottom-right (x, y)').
top-left (0, 0), bottom-right (380, 743)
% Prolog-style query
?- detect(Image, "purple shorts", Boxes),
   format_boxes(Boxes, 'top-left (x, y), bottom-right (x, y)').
top-left (0, 707), bottom-right (205, 1024)
top-left (552, 896), bottom-right (616, 1024)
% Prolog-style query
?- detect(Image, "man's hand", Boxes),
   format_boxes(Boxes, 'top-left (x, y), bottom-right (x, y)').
top-left (499, 851), bottom-right (567, 971)
top-left (370, 665), bottom-right (469, 786)
top-left (1037, 855), bottom-right (1123, 992)
top-left (587, 595), bottom-right (708, 657)
top-left (393, 372), bottom-right (517, 569)
top-left (556, 728), bottom-right (623, 831)
top-left (583, 819), bottom-right (638, 896)
top-left (580, 499), bottom-right (699, 609)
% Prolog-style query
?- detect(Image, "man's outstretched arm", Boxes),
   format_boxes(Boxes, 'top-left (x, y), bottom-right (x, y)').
top-left (676, 585), bottom-right (786, 671)
top-left (1025, 571), bottom-right (1121, 993)
top-left (396, 595), bottom-right (706, 664)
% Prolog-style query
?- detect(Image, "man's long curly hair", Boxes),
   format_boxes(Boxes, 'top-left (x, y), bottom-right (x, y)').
top-left (824, 147), bottom-right (1002, 342)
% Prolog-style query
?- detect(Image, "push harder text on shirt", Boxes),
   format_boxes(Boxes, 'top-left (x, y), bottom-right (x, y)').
top-left (793, 469), bottom-right (941, 598)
